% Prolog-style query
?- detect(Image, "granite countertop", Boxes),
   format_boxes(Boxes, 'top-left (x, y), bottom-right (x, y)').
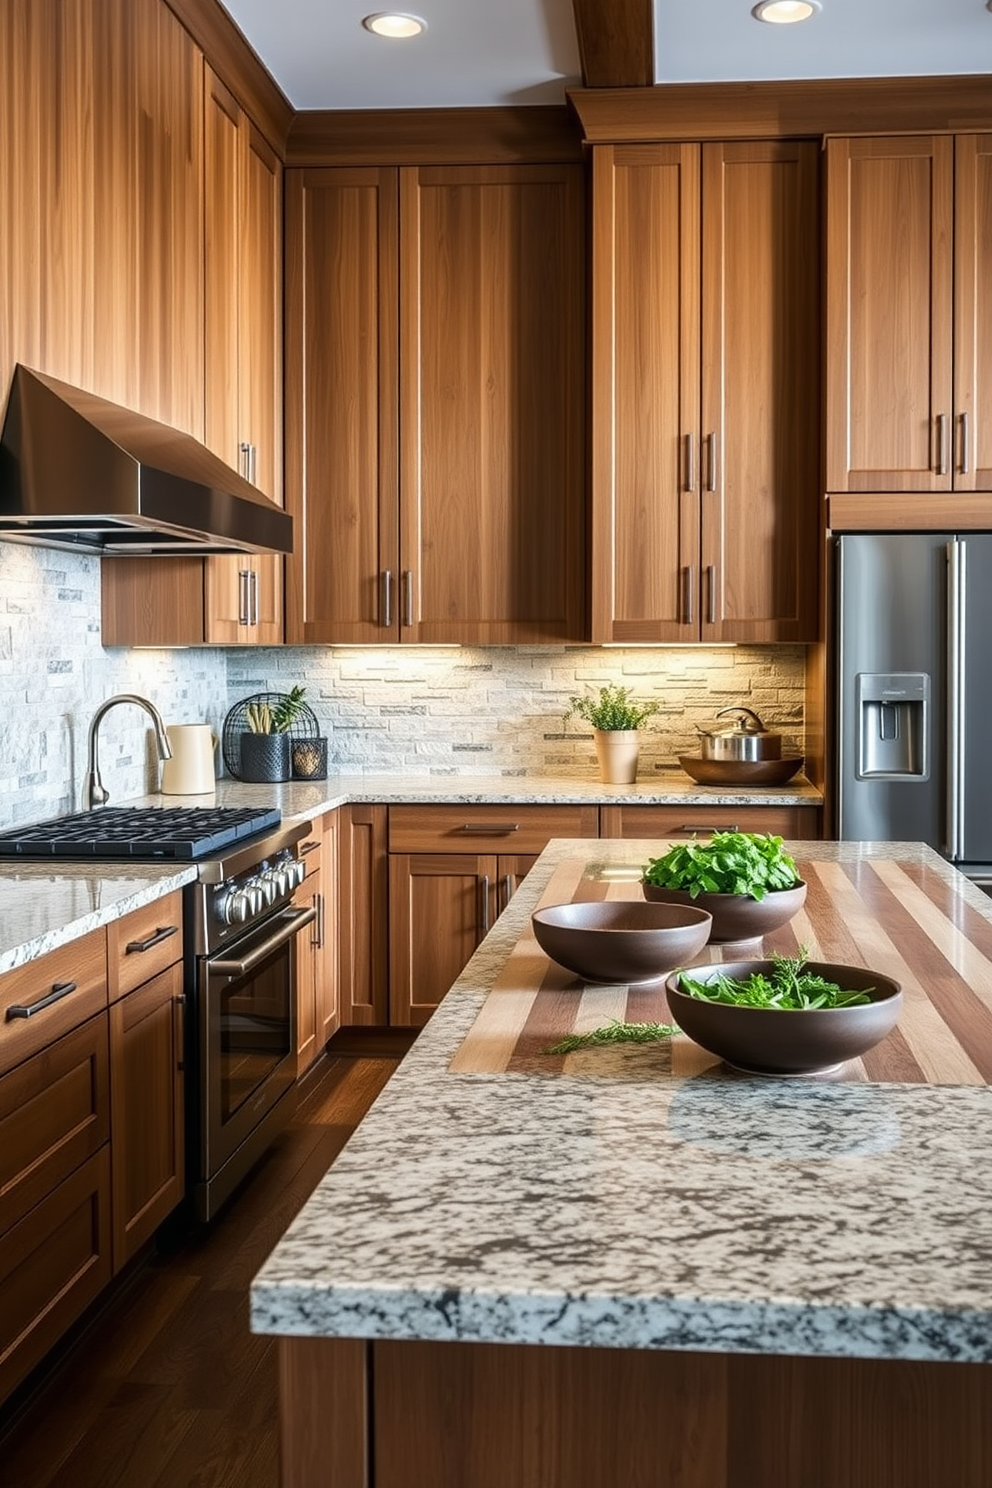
top-left (0, 771), bottom-right (821, 974)
top-left (250, 837), bottom-right (992, 1366)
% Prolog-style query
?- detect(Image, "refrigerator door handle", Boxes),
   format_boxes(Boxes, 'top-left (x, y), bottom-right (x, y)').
top-left (946, 539), bottom-right (964, 860)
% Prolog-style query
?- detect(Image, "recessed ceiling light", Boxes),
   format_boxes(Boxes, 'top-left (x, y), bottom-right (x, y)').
top-left (752, 0), bottom-right (821, 21)
top-left (362, 12), bottom-right (427, 38)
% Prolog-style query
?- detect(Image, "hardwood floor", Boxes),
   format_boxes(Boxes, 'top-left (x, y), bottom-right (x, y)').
top-left (0, 1054), bottom-right (398, 1488)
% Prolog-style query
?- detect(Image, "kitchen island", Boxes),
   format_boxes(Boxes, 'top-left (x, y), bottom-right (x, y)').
top-left (260, 839), bottom-right (992, 1484)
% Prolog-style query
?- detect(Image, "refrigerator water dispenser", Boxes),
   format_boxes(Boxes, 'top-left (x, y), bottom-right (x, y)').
top-left (856, 673), bottom-right (930, 780)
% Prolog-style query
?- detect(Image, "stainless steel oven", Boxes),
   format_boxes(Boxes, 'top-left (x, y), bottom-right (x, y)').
top-left (187, 820), bottom-right (316, 1221)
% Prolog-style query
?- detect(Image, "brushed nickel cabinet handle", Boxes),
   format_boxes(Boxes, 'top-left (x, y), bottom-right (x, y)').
top-left (677, 823), bottom-right (739, 834)
top-left (499, 873), bottom-right (516, 914)
top-left (459, 823), bottom-right (520, 836)
top-left (6, 980), bottom-right (77, 1019)
top-left (685, 432), bottom-right (696, 492)
top-left (402, 570), bottom-right (414, 628)
top-left (238, 569), bottom-right (251, 627)
top-left (382, 569), bottom-right (393, 629)
top-left (249, 568), bottom-right (259, 628)
top-left (706, 564), bottom-right (717, 625)
top-left (937, 414), bottom-right (948, 476)
top-left (683, 566), bottom-right (694, 625)
top-left (479, 875), bottom-right (491, 937)
top-left (299, 839), bottom-right (322, 856)
top-left (960, 412), bottom-right (971, 476)
top-left (239, 441), bottom-right (251, 480)
top-left (706, 431), bottom-right (719, 491)
top-left (250, 444), bottom-right (258, 486)
top-left (125, 924), bottom-right (179, 954)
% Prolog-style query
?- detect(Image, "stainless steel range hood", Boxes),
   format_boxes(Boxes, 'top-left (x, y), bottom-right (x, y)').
top-left (0, 366), bottom-right (293, 556)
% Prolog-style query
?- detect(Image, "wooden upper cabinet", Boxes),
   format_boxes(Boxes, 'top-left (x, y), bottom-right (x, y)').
top-left (825, 136), bottom-right (955, 495)
top-left (700, 141), bottom-right (821, 642)
top-left (284, 163), bottom-right (586, 645)
top-left (954, 134), bottom-right (992, 494)
top-left (285, 168), bottom-right (400, 644)
top-left (399, 165), bottom-right (586, 644)
top-left (203, 66), bottom-right (284, 646)
top-left (591, 140), bottom-right (820, 644)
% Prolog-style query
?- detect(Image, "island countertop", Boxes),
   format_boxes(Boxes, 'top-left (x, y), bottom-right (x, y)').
top-left (251, 838), bottom-right (992, 1366)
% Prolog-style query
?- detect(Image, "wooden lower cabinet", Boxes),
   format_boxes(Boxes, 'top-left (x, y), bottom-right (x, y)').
top-left (296, 816), bottom-right (341, 1072)
top-left (338, 806), bottom-right (389, 1027)
top-left (279, 1335), bottom-right (992, 1488)
top-left (0, 1146), bottom-right (113, 1406)
top-left (387, 805), bottom-right (597, 1027)
top-left (109, 960), bottom-right (185, 1272)
top-left (600, 803), bottom-right (822, 841)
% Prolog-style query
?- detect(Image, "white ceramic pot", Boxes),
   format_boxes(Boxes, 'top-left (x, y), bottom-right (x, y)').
top-left (160, 723), bottom-right (218, 795)
top-left (593, 728), bottom-right (640, 785)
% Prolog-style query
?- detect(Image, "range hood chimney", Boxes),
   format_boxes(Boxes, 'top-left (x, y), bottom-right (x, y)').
top-left (0, 366), bottom-right (293, 556)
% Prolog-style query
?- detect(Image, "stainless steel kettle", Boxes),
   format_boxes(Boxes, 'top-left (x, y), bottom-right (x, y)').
top-left (696, 706), bottom-right (783, 762)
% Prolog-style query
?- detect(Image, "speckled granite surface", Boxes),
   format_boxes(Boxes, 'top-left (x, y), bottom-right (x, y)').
top-left (0, 772), bottom-right (820, 973)
top-left (0, 861), bottom-right (197, 974)
top-left (250, 838), bottom-right (992, 1365)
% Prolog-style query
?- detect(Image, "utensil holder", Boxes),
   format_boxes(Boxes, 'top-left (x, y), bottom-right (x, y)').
top-left (239, 733), bottom-right (291, 783)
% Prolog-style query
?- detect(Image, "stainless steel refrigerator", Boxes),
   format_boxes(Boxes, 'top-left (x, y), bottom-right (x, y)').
top-left (836, 533), bottom-right (992, 886)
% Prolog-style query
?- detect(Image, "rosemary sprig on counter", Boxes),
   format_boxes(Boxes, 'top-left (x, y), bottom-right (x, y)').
top-left (545, 1019), bottom-right (679, 1055)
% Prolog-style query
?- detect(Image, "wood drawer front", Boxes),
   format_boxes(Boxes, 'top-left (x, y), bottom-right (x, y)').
top-left (0, 930), bottom-right (107, 1079)
top-left (0, 1145), bottom-right (112, 1405)
top-left (599, 805), bottom-right (820, 841)
top-left (388, 805), bottom-right (599, 854)
top-left (107, 891), bottom-right (184, 1001)
top-left (0, 1012), bottom-right (110, 1238)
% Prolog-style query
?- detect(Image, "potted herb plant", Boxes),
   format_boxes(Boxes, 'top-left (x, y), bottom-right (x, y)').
top-left (240, 686), bottom-right (307, 783)
top-left (563, 683), bottom-right (661, 784)
top-left (641, 830), bottom-right (807, 942)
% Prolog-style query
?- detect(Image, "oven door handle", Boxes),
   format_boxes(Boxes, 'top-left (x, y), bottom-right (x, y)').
top-left (209, 905), bottom-right (317, 977)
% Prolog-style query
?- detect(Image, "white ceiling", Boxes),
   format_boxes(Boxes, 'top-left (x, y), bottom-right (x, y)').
top-left (220, 0), bottom-right (992, 111)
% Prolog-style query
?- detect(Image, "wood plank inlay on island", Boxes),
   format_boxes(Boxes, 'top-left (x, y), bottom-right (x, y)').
top-left (252, 841), bottom-right (992, 1488)
top-left (449, 852), bottom-right (992, 1085)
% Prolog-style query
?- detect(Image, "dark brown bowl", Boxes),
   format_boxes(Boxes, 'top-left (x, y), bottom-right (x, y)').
top-left (531, 901), bottom-right (713, 986)
top-left (665, 960), bottom-right (903, 1076)
top-left (678, 755), bottom-right (804, 786)
top-left (641, 881), bottom-right (807, 943)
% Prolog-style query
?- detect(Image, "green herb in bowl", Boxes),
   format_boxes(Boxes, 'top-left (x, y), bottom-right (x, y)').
top-left (676, 952), bottom-right (872, 1010)
top-left (642, 831), bottom-right (800, 902)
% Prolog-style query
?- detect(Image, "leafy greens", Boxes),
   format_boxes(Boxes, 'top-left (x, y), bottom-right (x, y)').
top-left (676, 952), bottom-right (872, 1010)
top-left (642, 831), bottom-right (800, 902)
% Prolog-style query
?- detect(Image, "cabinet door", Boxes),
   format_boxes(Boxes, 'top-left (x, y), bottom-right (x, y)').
top-left (954, 134), bottom-right (992, 494)
top-left (700, 141), bottom-right (820, 642)
top-left (825, 136), bottom-right (954, 494)
top-left (338, 805), bottom-right (389, 1025)
top-left (109, 961), bottom-right (184, 1272)
top-left (285, 168), bottom-right (400, 644)
top-left (389, 854), bottom-right (498, 1026)
top-left (590, 144), bottom-right (700, 643)
top-left (400, 165), bottom-right (586, 644)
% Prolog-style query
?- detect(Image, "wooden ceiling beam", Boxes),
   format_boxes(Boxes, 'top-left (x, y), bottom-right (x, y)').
top-left (570, 0), bottom-right (655, 88)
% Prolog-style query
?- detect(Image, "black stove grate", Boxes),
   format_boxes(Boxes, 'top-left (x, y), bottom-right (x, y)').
top-left (0, 805), bottom-right (282, 860)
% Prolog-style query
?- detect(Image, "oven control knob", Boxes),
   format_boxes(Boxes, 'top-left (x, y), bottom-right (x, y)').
top-left (290, 859), bottom-right (306, 888)
top-left (271, 867), bottom-right (292, 897)
top-left (220, 889), bottom-right (250, 925)
top-left (256, 874), bottom-right (279, 908)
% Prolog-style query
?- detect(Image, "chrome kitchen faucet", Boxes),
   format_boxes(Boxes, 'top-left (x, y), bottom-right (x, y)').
top-left (82, 693), bottom-right (172, 809)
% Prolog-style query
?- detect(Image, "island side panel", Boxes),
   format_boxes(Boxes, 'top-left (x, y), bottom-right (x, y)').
top-left (279, 1336), bottom-right (992, 1488)
top-left (278, 1337), bottom-right (370, 1488)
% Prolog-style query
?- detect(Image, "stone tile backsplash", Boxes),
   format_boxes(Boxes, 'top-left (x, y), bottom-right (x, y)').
top-left (226, 643), bottom-right (807, 779)
top-left (0, 544), bottom-right (228, 829)
top-left (0, 540), bottom-right (807, 827)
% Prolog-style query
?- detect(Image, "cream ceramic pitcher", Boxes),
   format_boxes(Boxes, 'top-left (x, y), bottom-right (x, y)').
top-left (160, 723), bottom-right (217, 795)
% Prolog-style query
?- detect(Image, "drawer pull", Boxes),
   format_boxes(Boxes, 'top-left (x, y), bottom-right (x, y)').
top-left (299, 839), bottom-right (322, 856)
top-left (125, 924), bottom-right (179, 955)
top-left (479, 875), bottom-right (491, 937)
top-left (459, 823), bottom-right (520, 836)
top-left (678, 823), bottom-right (739, 834)
top-left (6, 980), bottom-right (78, 1020)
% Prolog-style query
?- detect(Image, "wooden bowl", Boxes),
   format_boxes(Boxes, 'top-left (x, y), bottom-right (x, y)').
top-left (531, 901), bottom-right (712, 986)
top-left (641, 881), bottom-right (807, 943)
top-left (678, 756), bottom-right (804, 786)
top-left (665, 961), bottom-right (903, 1076)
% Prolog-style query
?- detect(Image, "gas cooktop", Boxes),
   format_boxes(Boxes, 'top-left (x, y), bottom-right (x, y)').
top-left (0, 805), bottom-right (282, 860)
